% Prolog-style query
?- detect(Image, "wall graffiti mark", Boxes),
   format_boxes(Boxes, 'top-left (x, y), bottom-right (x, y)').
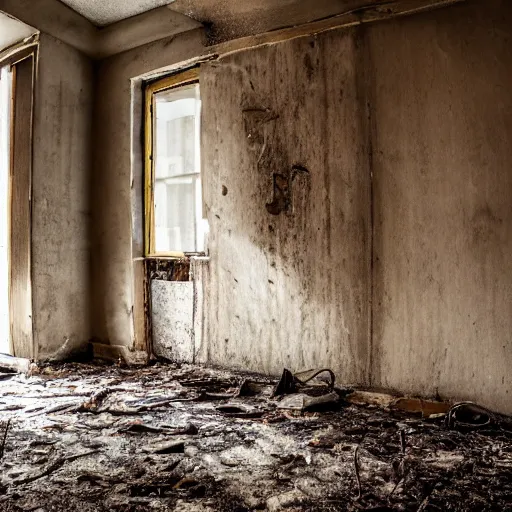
top-left (242, 103), bottom-right (310, 216)
top-left (266, 165), bottom-right (310, 216)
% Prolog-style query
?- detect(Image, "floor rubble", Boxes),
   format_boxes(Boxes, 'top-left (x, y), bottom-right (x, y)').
top-left (0, 362), bottom-right (511, 511)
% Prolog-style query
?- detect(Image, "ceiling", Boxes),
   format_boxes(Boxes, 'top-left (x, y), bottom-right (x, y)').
top-left (0, 12), bottom-right (36, 51)
top-left (56, 0), bottom-right (392, 38)
top-left (170, 0), bottom-right (384, 44)
top-left (58, 0), bottom-right (176, 26)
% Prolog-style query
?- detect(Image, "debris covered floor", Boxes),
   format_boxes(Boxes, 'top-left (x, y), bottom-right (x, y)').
top-left (0, 363), bottom-right (511, 511)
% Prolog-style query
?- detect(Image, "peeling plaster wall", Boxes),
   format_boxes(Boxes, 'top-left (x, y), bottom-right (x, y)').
top-left (32, 33), bottom-right (93, 359)
top-left (90, 29), bottom-right (205, 348)
top-left (199, 31), bottom-right (372, 383)
top-left (90, 0), bottom-right (512, 413)
top-left (151, 281), bottom-right (194, 362)
top-left (197, 0), bottom-right (512, 412)
top-left (193, 0), bottom-right (512, 410)
top-left (368, 0), bottom-right (512, 414)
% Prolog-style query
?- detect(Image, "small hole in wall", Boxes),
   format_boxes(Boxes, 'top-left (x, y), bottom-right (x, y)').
top-left (222, 185), bottom-right (228, 196)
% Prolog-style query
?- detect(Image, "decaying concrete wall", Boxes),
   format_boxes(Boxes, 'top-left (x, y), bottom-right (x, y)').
top-left (88, 0), bottom-right (512, 413)
top-left (32, 33), bottom-right (93, 359)
top-left (199, 30), bottom-right (372, 382)
top-left (197, 0), bottom-right (512, 411)
top-left (90, 29), bottom-right (205, 349)
top-left (368, 0), bottom-right (512, 413)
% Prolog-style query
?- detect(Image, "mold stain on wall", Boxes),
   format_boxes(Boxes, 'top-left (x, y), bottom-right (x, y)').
top-left (199, 29), bottom-right (372, 385)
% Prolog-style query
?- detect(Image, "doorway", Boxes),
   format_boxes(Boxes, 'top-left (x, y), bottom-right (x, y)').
top-left (0, 65), bottom-right (12, 355)
top-left (0, 51), bottom-right (35, 359)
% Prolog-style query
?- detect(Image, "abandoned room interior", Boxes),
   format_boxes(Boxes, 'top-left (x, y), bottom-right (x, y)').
top-left (0, 0), bottom-right (511, 510)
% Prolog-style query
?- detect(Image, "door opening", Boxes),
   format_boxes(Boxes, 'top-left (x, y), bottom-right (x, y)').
top-left (0, 65), bottom-right (12, 355)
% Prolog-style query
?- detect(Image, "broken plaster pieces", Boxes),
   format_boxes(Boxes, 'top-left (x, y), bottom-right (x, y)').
top-left (1, 362), bottom-right (512, 510)
top-left (277, 392), bottom-right (340, 412)
top-left (0, 354), bottom-right (31, 374)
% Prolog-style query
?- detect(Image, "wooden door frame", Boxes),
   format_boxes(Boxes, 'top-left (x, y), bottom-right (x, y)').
top-left (1, 44), bottom-right (37, 359)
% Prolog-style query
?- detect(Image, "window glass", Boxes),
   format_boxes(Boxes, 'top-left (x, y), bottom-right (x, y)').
top-left (153, 83), bottom-right (203, 253)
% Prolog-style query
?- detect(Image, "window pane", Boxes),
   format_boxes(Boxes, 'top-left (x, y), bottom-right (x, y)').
top-left (153, 83), bottom-right (203, 253)
top-left (155, 175), bottom-right (198, 253)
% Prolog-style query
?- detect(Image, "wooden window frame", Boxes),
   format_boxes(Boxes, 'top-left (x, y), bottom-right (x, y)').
top-left (144, 67), bottom-right (200, 258)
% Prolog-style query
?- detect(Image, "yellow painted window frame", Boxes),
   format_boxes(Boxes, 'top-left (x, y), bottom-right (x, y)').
top-left (144, 67), bottom-right (200, 257)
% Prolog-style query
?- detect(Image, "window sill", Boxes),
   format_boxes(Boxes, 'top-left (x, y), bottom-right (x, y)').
top-left (144, 252), bottom-right (208, 260)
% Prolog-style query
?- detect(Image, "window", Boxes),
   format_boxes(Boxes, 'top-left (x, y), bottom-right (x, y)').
top-left (145, 69), bottom-right (205, 256)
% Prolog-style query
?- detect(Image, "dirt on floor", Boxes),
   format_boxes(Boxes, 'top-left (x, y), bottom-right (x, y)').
top-left (0, 361), bottom-right (511, 512)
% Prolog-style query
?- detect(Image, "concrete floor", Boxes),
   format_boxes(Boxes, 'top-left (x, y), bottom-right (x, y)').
top-left (0, 362), bottom-right (511, 511)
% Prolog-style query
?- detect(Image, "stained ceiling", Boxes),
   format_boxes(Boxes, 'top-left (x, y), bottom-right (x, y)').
top-left (58, 0), bottom-right (176, 26)
top-left (56, 0), bottom-right (391, 37)
top-left (170, 0), bottom-right (389, 44)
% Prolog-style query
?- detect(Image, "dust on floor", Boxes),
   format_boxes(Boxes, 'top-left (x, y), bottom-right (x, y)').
top-left (0, 362), bottom-right (511, 511)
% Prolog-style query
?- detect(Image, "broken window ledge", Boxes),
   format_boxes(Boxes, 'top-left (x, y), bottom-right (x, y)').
top-left (140, 253), bottom-right (210, 261)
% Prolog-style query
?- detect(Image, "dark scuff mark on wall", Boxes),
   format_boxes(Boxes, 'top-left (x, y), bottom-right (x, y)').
top-left (242, 107), bottom-right (279, 145)
top-left (242, 95), bottom-right (311, 216)
top-left (266, 173), bottom-right (289, 215)
top-left (266, 165), bottom-right (310, 215)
